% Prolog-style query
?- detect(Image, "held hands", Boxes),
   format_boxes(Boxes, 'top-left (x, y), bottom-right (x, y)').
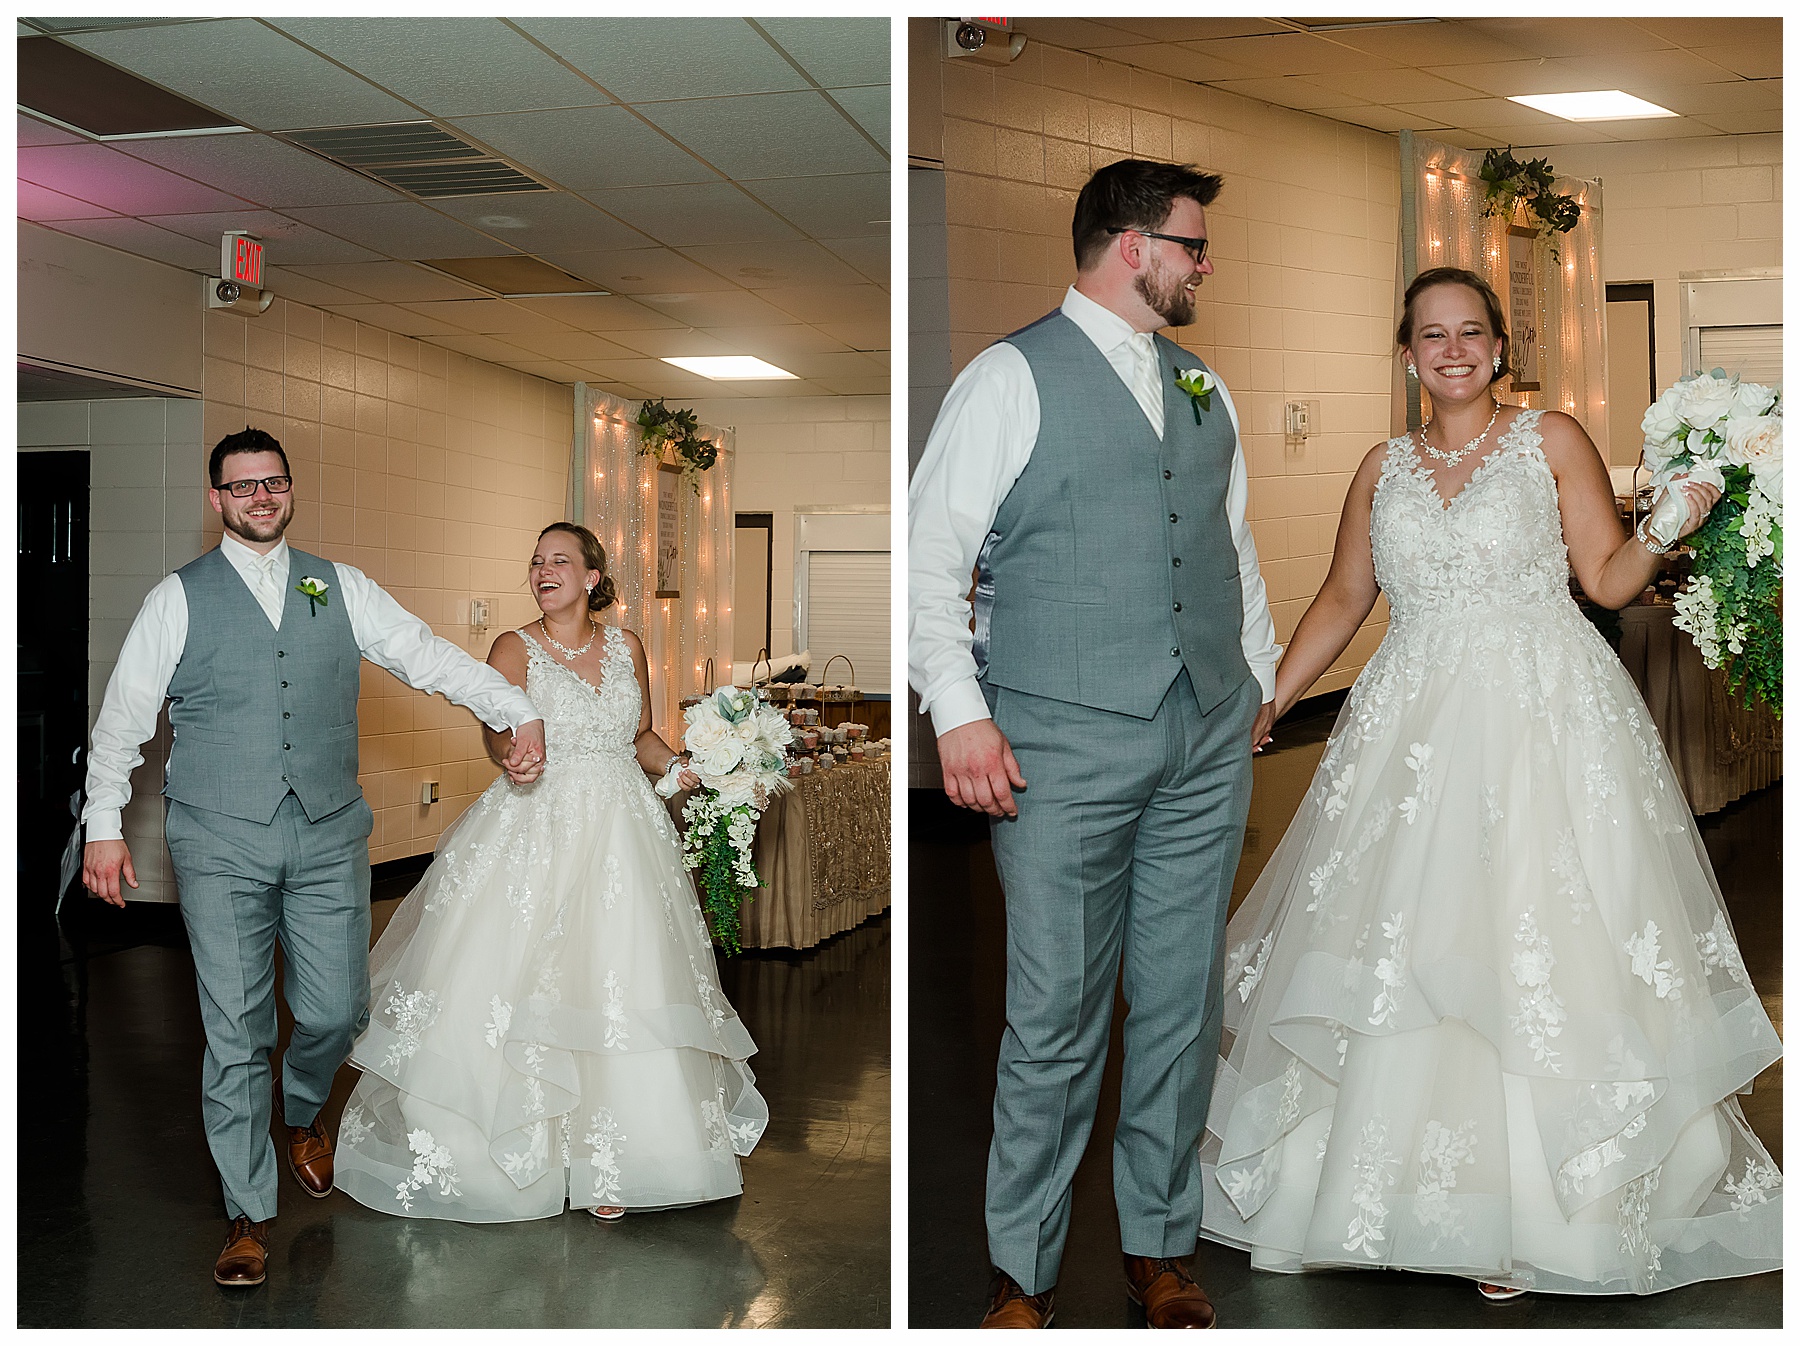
top-left (503, 719), bottom-right (548, 785)
top-left (938, 719), bottom-right (1027, 818)
top-left (82, 839), bottom-right (138, 908)
top-left (1251, 700), bottom-right (1276, 755)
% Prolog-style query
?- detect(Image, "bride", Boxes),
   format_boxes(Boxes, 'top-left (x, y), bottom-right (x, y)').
top-left (1199, 267), bottom-right (1782, 1297)
top-left (335, 521), bottom-right (767, 1222)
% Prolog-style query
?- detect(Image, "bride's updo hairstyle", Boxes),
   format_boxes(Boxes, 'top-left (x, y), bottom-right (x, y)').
top-left (537, 521), bottom-right (618, 613)
top-left (1396, 266), bottom-right (1511, 384)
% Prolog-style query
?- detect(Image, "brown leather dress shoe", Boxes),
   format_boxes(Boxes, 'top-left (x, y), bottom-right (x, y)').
top-left (286, 1116), bottom-right (335, 1198)
top-left (1124, 1254), bottom-right (1217, 1329)
top-left (214, 1215), bottom-right (269, 1287)
top-left (981, 1270), bottom-right (1056, 1328)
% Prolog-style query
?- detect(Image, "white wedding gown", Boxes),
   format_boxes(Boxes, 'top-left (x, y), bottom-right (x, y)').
top-left (1199, 409), bottom-right (1782, 1293)
top-left (336, 625), bottom-right (767, 1221)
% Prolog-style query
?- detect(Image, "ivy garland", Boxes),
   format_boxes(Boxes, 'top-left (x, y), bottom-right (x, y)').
top-left (1478, 147), bottom-right (1582, 258)
top-left (636, 398), bottom-right (719, 490)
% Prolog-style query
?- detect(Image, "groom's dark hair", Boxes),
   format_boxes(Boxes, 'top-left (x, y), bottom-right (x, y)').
top-left (209, 426), bottom-right (291, 487)
top-left (1072, 159), bottom-right (1224, 272)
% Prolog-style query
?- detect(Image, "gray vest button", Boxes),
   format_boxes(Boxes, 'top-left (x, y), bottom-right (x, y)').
top-left (1173, 602), bottom-right (1183, 613)
top-left (1172, 558), bottom-right (1181, 567)
top-left (1171, 647), bottom-right (1180, 657)
top-left (283, 744), bottom-right (291, 750)
top-left (1163, 469), bottom-right (1172, 479)
top-left (1169, 513), bottom-right (1178, 523)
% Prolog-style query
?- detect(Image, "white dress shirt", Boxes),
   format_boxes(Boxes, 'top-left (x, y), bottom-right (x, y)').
top-left (909, 285), bottom-right (1281, 738)
top-left (82, 532), bottom-right (541, 842)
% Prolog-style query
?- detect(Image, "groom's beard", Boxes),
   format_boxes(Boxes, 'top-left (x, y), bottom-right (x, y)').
top-left (1135, 253), bottom-right (1198, 328)
top-left (222, 495), bottom-right (294, 544)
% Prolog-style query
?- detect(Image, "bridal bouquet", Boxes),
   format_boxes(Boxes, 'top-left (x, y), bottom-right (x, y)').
top-left (661, 687), bottom-right (793, 953)
top-left (1640, 369), bottom-right (1782, 714)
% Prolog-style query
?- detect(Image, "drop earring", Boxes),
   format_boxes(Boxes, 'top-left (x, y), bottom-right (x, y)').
top-left (1406, 362), bottom-right (1417, 377)
top-left (1492, 355), bottom-right (1502, 374)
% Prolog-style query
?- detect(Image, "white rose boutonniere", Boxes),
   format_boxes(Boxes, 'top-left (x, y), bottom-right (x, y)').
top-left (296, 576), bottom-right (330, 616)
top-left (1174, 367), bottom-right (1216, 427)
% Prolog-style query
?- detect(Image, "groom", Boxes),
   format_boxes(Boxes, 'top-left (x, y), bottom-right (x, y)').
top-left (909, 159), bottom-right (1278, 1327)
top-left (81, 427), bottom-right (548, 1288)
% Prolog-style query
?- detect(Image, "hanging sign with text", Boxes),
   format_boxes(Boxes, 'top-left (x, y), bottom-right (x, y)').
top-left (654, 462), bottom-right (681, 598)
top-left (1506, 226), bottom-right (1541, 392)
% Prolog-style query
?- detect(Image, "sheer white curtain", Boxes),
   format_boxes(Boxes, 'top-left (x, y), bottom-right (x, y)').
top-left (570, 384), bottom-right (735, 739)
top-left (1401, 132), bottom-right (1608, 451)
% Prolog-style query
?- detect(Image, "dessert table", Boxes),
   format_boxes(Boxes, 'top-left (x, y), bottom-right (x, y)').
top-left (740, 758), bottom-right (891, 950)
top-left (1617, 600), bottom-right (1781, 815)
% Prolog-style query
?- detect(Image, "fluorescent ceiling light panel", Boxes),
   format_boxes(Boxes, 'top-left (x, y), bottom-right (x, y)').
top-left (1508, 90), bottom-right (1677, 121)
top-left (661, 356), bottom-right (798, 380)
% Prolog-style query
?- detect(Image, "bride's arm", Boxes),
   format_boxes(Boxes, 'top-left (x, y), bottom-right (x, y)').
top-left (1267, 443), bottom-right (1385, 722)
top-left (622, 629), bottom-right (699, 787)
top-left (1541, 411), bottom-right (1720, 610)
top-left (481, 631), bottom-right (529, 767)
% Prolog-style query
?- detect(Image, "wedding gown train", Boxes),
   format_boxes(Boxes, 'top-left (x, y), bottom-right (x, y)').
top-left (336, 625), bottom-right (767, 1221)
top-left (1199, 409), bottom-right (1782, 1294)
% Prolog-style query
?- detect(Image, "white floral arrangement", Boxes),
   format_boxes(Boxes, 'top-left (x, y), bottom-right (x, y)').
top-left (659, 687), bottom-right (793, 952)
top-left (1639, 369), bottom-right (1782, 714)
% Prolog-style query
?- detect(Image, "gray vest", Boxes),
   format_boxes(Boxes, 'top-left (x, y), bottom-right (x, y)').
top-left (165, 547), bottom-right (362, 824)
top-left (976, 310), bottom-right (1251, 719)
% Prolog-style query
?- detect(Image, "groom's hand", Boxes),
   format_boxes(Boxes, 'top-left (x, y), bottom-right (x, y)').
top-left (938, 720), bottom-right (1027, 818)
top-left (1251, 701), bottom-right (1276, 754)
top-left (82, 839), bottom-right (138, 908)
top-left (503, 719), bottom-right (548, 785)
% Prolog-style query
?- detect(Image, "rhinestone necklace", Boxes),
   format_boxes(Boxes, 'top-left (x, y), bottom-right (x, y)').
top-left (538, 616), bottom-right (596, 658)
top-left (1418, 400), bottom-right (1501, 468)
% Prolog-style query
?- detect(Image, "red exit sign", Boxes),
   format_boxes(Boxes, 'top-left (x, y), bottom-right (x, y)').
top-left (221, 231), bottom-right (264, 288)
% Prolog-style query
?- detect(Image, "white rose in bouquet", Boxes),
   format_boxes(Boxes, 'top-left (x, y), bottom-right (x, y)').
top-left (1641, 396), bottom-right (1685, 450)
top-left (1732, 380), bottom-right (1779, 420)
top-left (1754, 459), bottom-right (1782, 508)
top-left (1723, 413), bottom-right (1782, 471)
top-left (1676, 372), bottom-right (1737, 430)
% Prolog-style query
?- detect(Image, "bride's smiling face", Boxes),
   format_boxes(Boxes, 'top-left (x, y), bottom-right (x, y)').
top-left (529, 530), bottom-right (600, 618)
top-left (1404, 283), bottom-right (1502, 406)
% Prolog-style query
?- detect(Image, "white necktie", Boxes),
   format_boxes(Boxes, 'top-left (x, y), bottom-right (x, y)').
top-left (1127, 332), bottom-right (1165, 439)
top-left (252, 552), bottom-right (284, 629)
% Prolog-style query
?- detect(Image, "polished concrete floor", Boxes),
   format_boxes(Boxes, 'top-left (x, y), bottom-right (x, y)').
top-left (19, 866), bottom-right (889, 1329)
top-left (908, 703), bottom-right (1782, 1328)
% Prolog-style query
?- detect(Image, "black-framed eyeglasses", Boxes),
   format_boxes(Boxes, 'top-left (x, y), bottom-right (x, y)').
top-left (219, 475), bottom-right (293, 498)
top-left (1109, 227), bottom-right (1208, 266)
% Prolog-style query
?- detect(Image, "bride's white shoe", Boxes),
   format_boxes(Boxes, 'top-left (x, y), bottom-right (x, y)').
top-left (591, 1206), bottom-right (626, 1221)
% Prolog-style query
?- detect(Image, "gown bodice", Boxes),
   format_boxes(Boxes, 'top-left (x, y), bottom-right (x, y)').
top-left (519, 624), bottom-right (639, 764)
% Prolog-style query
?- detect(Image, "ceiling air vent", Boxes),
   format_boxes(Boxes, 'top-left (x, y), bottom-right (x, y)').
top-left (277, 121), bottom-right (549, 199)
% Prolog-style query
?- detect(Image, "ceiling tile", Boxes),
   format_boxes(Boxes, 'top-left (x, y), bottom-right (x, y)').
top-left (141, 210), bottom-right (385, 264)
top-left (513, 18), bottom-right (807, 101)
top-left (19, 143), bottom-right (258, 215)
top-left (600, 329), bottom-right (743, 359)
top-left (703, 324), bottom-right (852, 357)
top-left (829, 85), bottom-right (890, 154)
top-left (18, 181), bottom-right (119, 221)
top-left (1097, 44), bottom-right (1265, 84)
top-left (1322, 21), bottom-right (1536, 67)
top-left (114, 132), bottom-right (405, 209)
top-left (1665, 111), bottom-right (1781, 137)
top-left (501, 360), bottom-right (585, 385)
top-left (429, 332), bottom-right (546, 364)
top-left (1436, 57), bottom-right (1635, 100)
top-left (1206, 77), bottom-right (1358, 112)
top-left (505, 294), bottom-right (687, 331)
top-left (1460, 18), bottom-right (1673, 59)
top-left (261, 265), bottom-right (386, 308)
top-left (18, 111), bottom-right (83, 145)
top-left (281, 201), bottom-right (517, 258)
top-left (634, 290), bottom-right (801, 329)
top-left (286, 261), bottom-right (490, 302)
top-left (817, 235), bottom-right (892, 284)
top-left (756, 283), bottom-right (889, 325)
top-left (448, 105), bottom-right (716, 192)
top-left (1010, 19), bottom-right (1149, 50)
top-left (313, 300), bottom-right (475, 337)
top-left (741, 173), bottom-right (890, 240)
top-left (539, 247), bottom-right (742, 295)
top-left (1688, 43), bottom-right (1783, 81)
top-left (506, 330), bottom-right (643, 362)
top-left (1197, 32), bottom-right (1404, 77)
top-left (41, 216), bottom-right (221, 271)
top-left (1310, 104), bottom-right (1453, 135)
top-left (637, 91), bottom-right (887, 180)
top-left (1626, 17), bottom-right (1780, 49)
top-left (1391, 98), bottom-right (1567, 130)
top-left (755, 17), bottom-right (890, 89)
top-left (428, 191), bottom-right (652, 254)
top-left (63, 19), bottom-right (420, 131)
top-left (396, 299), bottom-right (583, 337)
top-left (582, 182), bottom-right (802, 248)
top-left (814, 318), bottom-right (890, 351)
top-left (1639, 79), bottom-right (1782, 117)
top-left (268, 18), bottom-right (609, 117)
top-left (1106, 18), bottom-right (1290, 42)
top-left (1311, 67), bottom-right (1491, 104)
top-left (675, 238), bottom-right (868, 289)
